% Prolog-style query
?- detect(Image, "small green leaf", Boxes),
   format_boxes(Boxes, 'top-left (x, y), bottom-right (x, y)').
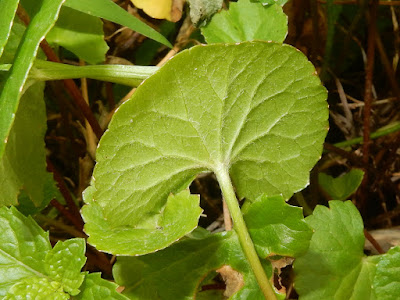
top-left (0, 82), bottom-right (55, 208)
top-left (64, 0), bottom-right (172, 48)
top-left (294, 201), bottom-right (366, 298)
top-left (4, 277), bottom-right (69, 300)
top-left (0, 0), bottom-right (65, 158)
top-left (201, 0), bottom-right (287, 43)
top-left (82, 188), bottom-right (202, 255)
top-left (83, 41), bottom-right (328, 255)
top-left (46, 6), bottom-right (109, 64)
top-left (75, 273), bottom-right (129, 300)
top-left (0, 206), bottom-right (51, 296)
top-left (113, 231), bottom-right (273, 299)
top-left (294, 201), bottom-right (400, 299)
top-left (318, 168), bottom-right (364, 200)
top-left (0, 0), bottom-right (19, 58)
top-left (243, 195), bottom-right (312, 258)
top-left (45, 238), bottom-right (86, 296)
top-left (374, 247), bottom-right (400, 299)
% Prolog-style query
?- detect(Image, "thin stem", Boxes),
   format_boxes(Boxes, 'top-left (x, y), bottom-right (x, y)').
top-left (329, 121), bottom-right (400, 149)
top-left (215, 166), bottom-right (276, 300)
top-left (31, 60), bottom-right (158, 87)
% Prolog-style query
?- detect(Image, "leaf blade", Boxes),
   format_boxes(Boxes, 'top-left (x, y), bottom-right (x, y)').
top-left (0, 0), bottom-right (65, 158)
top-left (0, 0), bottom-right (19, 58)
top-left (64, 0), bottom-right (172, 48)
top-left (83, 41), bottom-right (328, 255)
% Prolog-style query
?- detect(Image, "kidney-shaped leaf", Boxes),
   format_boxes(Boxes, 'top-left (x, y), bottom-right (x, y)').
top-left (201, 0), bottom-right (288, 44)
top-left (82, 41), bottom-right (328, 255)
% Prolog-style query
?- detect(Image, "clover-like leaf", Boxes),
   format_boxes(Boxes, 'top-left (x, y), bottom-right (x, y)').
top-left (201, 0), bottom-right (288, 44)
top-left (82, 41), bottom-right (328, 255)
top-left (113, 230), bottom-right (275, 299)
top-left (243, 195), bottom-right (312, 258)
top-left (318, 168), bottom-right (364, 201)
top-left (75, 273), bottom-right (129, 300)
top-left (0, 206), bottom-right (51, 296)
top-left (294, 200), bottom-right (400, 299)
top-left (45, 238), bottom-right (86, 296)
top-left (4, 277), bottom-right (69, 300)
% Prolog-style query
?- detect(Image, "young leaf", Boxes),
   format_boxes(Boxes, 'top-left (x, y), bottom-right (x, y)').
top-left (46, 6), bottom-right (109, 64)
top-left (201, 0), bottom-right (287, 44)
top-left (318, 168), bottom-right (364, 201)
top-left (0, 206), bottom-right (51, 296)
top-left (243, 195), bottom-right (312, 258)
top-left (294, 201), bottom-right (400, 299)
top-left (45, 238), bottom-right (86, 296)
top-left (0, 82), bottom-right (55, 208)
top-left (82, 41), bottom-right (328, 255)
top-left (0, 0), bottom-right (65, 158)
top-left (64, 0), bottom-right (172, 48)
top-left (113, 231), bottom-right (275, 299)
top-left (0, 0), bottom-right (19, 58)
top-left (74, 273), bottom-right (129, 300)
top-left (4, 277), bottom-right (69, 300)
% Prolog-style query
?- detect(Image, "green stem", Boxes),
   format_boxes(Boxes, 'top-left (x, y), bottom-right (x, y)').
top-left (331, 121), bottom-right (400, 149)
top-left (30, 60), bottom-right (158, 86)
top-left (215, 166), bottom-right (277, 300)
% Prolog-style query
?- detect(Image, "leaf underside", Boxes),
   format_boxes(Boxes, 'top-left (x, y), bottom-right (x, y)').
top-left (82, 41), bottom-right (328, 255)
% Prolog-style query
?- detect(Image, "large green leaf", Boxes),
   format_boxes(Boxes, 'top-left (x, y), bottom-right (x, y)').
top-left (74, 273), bottom-right (129, 300)
top-left (0, 0), bottom-right (19, 58)
top-left (82, 41), bottom-right (328, 255)
top-left (0, 0), bottom-right (65, 158)
top-left (294, 200), bottom-right (400, 299)
top-left (113, 230), bottom-right (275, 299)
top-left (201, 0), bottom-right (287, 44)
top-left (0, 206), bottom-right (96, 297)
top-left (0, 82), bottom-right (55, 208)
top-left (64, 0), bottom-right (172, 48)
top-left (46, 6), bottom-right (108, 64)
top-left (243, 195), bottom-right (312, 258)
top-left (0, 206), bottom-right (51, 296)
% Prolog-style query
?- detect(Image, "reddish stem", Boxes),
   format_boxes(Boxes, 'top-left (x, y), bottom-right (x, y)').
top-left (364, 229), bottom-right (385, 254)
top-left (47, 159), bottom-right (84, 231)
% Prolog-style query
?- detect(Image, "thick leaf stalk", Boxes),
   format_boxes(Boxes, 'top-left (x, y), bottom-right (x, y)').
top-left (215, 166), bottom-right (277, 300)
